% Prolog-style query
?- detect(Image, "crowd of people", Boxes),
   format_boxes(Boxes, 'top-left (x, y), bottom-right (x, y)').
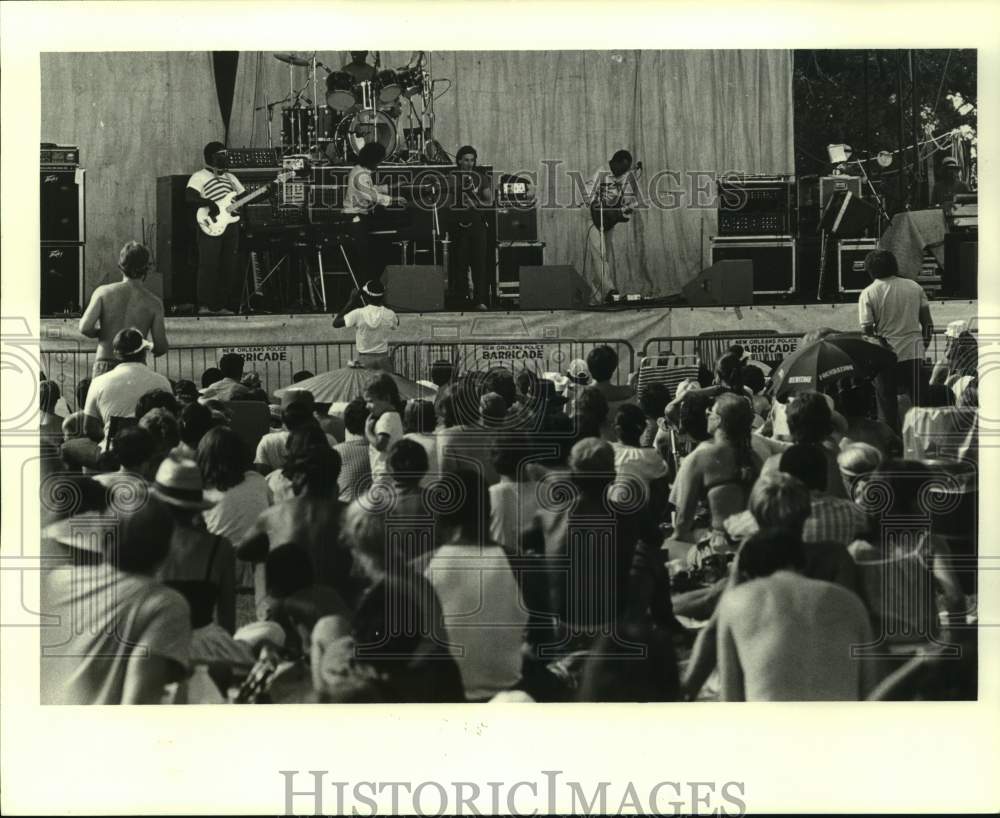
top-left (37, 250), bottom-right (980, 704)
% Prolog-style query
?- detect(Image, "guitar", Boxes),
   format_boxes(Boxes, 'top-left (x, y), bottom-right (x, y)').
top-left (590, 175), bottom-right (636, 232)
top-left (196, 171), bottom-right (295, 237)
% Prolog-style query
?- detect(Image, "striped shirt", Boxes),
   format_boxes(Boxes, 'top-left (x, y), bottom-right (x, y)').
top-left (803, 492), bottom-right (870, 546)
top-left (187, 168), bottom-right (245, 203)
top-left (333, 436), bottom-right (372, 503)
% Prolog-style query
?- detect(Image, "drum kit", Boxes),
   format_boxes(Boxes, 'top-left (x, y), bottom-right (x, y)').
top-left (270, 52), bottom-right (433, 164)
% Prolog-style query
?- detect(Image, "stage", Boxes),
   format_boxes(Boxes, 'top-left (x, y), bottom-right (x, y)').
top-left (41, 299), bottom-right (978, 402)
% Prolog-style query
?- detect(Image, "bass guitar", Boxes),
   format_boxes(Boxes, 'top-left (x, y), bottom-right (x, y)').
top-left (196, 171), bottom-right (295, 237)
top-left (590, 163), bottom-right (642, 232)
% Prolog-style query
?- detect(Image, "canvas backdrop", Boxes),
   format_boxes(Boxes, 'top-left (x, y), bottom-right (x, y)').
top-left (41, 50), bottom-right (793, 301)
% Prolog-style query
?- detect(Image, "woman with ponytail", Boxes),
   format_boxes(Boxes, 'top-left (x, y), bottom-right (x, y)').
top-left (669, 393), bottom-right (762, 551)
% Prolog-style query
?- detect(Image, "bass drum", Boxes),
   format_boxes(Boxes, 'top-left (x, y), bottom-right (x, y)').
top-left (336, 109), bottom-right (399, 161)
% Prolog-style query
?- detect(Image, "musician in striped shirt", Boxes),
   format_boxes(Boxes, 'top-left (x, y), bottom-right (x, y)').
top-left (186, 141), bottom-right (246, 316)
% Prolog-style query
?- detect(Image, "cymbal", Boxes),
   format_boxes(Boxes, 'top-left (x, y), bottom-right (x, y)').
top-left (273, 52), bottom-right (310, 67)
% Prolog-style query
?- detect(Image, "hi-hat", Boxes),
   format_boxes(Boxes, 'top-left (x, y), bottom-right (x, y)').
top-left (273, 53), bottom-right (310, 67)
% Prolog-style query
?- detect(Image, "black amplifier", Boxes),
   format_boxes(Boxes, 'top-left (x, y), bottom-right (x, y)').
top-left (717, 176), bottom-right (794, 236)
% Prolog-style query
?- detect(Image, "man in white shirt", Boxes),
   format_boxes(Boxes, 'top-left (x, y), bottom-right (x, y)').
top-left (83, 327), bottom-right (172, 450)
top-left (186, 141), bottom-right (250, 315)
top-left (341, 143), bottom-right (406, 286)
top-left (583, 149), bottom-right (640, 303)
top-left (858, 249), bottom-right (933, 431)
top-left (333, 279), bottom-right (399, 371)
top-left (78, 241), bottom-right (168, 378)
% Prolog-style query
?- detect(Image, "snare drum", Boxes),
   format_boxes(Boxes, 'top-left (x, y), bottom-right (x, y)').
top-left (325, 71), bottom-right (359, 112)
top-left (375, 69), bottom-right (402, 103)
top-left (281, 106), bottom-right (314, 148)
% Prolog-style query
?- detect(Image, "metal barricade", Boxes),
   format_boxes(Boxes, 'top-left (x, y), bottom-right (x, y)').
top-left (41, 341), bottom-right (358, 408)
top-left (389, 338), bottom-right (636, 385)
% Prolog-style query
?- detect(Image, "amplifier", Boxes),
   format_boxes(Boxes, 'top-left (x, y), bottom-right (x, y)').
top-left (224, 147), bottom-right (281, 169)
top-left (40, 144), bottom-right (80, 166)
top-left (40, 168), bottom-right (85, 243)
top-left (837, 238), bottom-right (877, 294)
top-left (710, 236), bottom-right (796, 295)
top-left (40, 244), bottom-right (84, 316)
top-left (716, 176), bottom-right (794, 236)
top-left (496, 207), bottom-right (537, 242)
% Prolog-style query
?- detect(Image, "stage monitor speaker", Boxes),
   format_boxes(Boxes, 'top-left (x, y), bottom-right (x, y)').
top-left (41, 244), bottom-right (84, 316)
top-left (383, 265), bottom-right (446, 312)
top-left (681, 259), bottom-right (753, 306)
top-left (156, 175), bottom-right (200, 307)
top-left (519, 265), bottom-right (589, 310)
top-left (40, 168), bottom-right (85, 242)
top-left (820, 189), bottom-right (876, 237)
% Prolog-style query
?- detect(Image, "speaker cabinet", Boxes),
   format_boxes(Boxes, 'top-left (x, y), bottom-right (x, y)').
top-left (710, 237), bottom-right (795, 295)
top-left (156, 175), bottom-right (200, 307)
top-left (40, 168), bottom-right (85, 242)
top-left (519, 265), bottom-right (589, 310)
top-left (383, 265), bottom-right (446, 312)
top-left (40, 244), bottom-right (84, 316)
top-left (681, 259), bottom-right (753, 306)
top-left (837, 238), bottom-right (878, 294)
top-left (496, 241), bottom-right (544, 304)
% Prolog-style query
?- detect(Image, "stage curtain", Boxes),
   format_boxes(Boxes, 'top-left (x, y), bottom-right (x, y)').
top-left (41, 52), bottom-right (224, 298)
top-left (229, 50), bottom-right (793, 297)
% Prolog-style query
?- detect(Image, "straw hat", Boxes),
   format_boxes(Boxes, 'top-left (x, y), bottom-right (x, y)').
top-left (149, 457), bottom-right (216, 510)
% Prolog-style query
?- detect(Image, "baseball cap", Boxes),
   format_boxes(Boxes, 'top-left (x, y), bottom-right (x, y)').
top-left (941, 156), bottom-right (959, 168)
top-left (112, 327), bottom-right (153, 358)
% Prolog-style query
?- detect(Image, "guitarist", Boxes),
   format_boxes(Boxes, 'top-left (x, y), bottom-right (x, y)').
top-left (584, 149), bottom-right (639, 302)
top-left (186, 141), bottom-right (254, 315)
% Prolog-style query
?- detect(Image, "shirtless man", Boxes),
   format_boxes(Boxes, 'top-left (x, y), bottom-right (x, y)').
top-left (79, 241), bottom-right (168, 378)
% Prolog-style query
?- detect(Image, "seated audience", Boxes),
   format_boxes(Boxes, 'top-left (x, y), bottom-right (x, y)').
top-left (333, 397), bottom-right (373, 503)
top-left (775, 444), bottom-right (870, 546)
top-left (670, 393), bottom-right (761, 547)
top-left (716, 529), bottom-right (876, 701)
top-left (312, 498), bottom-right (464, 702)
top-left (363, 372), bottom-right (405, 481)
top-left (403, 399), bottom-right (439, 483)
top-left (152, 458), bottom-right (247, 668)
top-left (578, 622), bottom-right (680, 703)
top-left (573, 385), bottom-right (609, 440)
top-left (138, 407), bottom-right (181, 475)
top-left (201, 367), bottom-right (223, 390)
top-left (173, 379), bottom-right (200, 406)
top-left (39, 379), bottom-right (65, 449)
top-left (417, 468), bottom-right (527, 701)
top-left (199, 353), bottom-right (255, 401)
top-left (135, 388), bottom-right (180, 420)
top-left (489, 432), bottom-right (541, 551)
top-left (836, 441), bottom-right (883, 503)
top-left (835, 377), bottom-right (901, 458)
top-left (637, 382), bottom-right (672, 447)
top-left (586, 345), bottom-right (635, 406)
top-left (41, 495), bottom-right (191, 704)
top-left (197, 426), bottom-right (271, 595)
top-left (265, 425), bottom-right (330, 503)
top-left (93, 425), bottom-right (156, 492)
top-left (173, 400), bottom-right (217, 460)
top-left (239, 443), bottom-right (354, 606)
top-left (849, 459), bottom-right (966, 645)
top-left (761, 390), bottom-right (848, 499)
top-left (59, 411), bottom-right (104, 472)
top-left (254, 390), bottom-right (336, 473)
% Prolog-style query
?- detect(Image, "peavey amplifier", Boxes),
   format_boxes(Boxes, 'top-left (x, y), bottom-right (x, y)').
top-left (710, 236), bottom-right (796, 295)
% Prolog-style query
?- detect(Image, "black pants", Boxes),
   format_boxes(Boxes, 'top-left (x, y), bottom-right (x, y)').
top-left (875, 357), bottom-right (922, 434)
top-left (343, 215), bottom-right (389, 289)
top-left (449, 213), bottom-right (490, 305)
top-left (196, 223), bottom-right (241, 311)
